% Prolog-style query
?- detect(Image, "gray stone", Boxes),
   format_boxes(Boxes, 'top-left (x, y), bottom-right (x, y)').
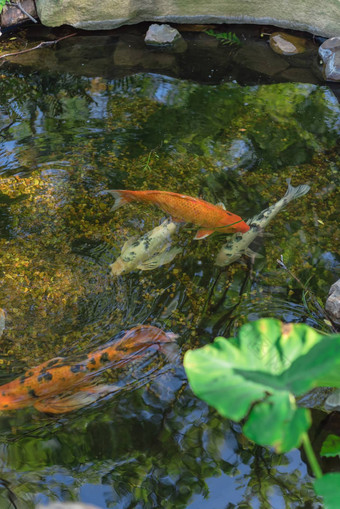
top-left (34, 0), bottom-right (340, 38)
top-left (319, 37), bottom-right (340, 81)
top-left (319, 37), bottom-right (340, 61)
top-left (145, 23), bottom-right (182, 46)
top-left (323, 51), bottom-right (340, 81)
top-left (325, 279), bottom-right (340, 325)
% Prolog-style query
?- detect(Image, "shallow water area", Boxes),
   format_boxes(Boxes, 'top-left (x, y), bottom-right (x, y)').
top-left (0, 23), bottom-right (339, 508)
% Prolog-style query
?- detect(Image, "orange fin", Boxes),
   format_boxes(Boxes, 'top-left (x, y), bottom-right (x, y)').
top-left (194, 228), bottom-right (215, 240)
top-left (107, 190), bottom-right (132, 211)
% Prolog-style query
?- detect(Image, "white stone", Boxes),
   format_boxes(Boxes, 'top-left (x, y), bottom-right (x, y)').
top-left (145, 23), bottom-right (181, 46)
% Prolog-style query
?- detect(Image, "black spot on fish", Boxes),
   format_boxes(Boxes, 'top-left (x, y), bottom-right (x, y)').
top-left (37, 372), bottom-right (53, 382)
top-left (28, 371), bottom-right (34, 377)
top-left (100, 352), bottom-right (110, 363)
top-left (3, 404), bottom-right (8, 408)
top-left (20, 376), bottom-right (26, 384)
top-left (143, 238), bottom-right (151, 250)
top-left (88, 357), bottom-right (96, 365)
top-left (70, 364), bottom-right (83, 373)
top-left (2, 392), bottom-right (5, 397)
top-left (226, 212), bottom-right (233, 216)
top-left (28, 389), bottom-right (38, 398)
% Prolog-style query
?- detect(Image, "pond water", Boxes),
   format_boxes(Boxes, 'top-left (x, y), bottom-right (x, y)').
top-left (0, 23), bottom-right (339, 508)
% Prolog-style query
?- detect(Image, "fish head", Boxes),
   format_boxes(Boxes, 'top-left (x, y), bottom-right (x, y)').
top-left (110, 258), bottom-right (129, 276)
top-left (232, 220), bottom-right (250, 233)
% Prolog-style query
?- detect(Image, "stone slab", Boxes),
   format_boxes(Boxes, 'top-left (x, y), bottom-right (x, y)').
top-left (34, 0), bottom-right (340, 38)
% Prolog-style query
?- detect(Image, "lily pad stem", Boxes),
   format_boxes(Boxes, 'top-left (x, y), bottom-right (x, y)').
top-left (301, 432), bottom-right (322, 479)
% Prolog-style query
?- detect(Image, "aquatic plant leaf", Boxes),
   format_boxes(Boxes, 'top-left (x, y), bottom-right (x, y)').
top-left (314, 473), bottom-right (340, 509)
top-left (184, 318), bottom-right (340, 452)
top-left (244, 391), bottom-right (310, 451)
top-left (320, 435), bottom-right (340, 458)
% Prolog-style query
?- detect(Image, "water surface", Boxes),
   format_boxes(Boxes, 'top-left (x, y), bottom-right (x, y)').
top-left (0, 26), bottom-right (339, 508)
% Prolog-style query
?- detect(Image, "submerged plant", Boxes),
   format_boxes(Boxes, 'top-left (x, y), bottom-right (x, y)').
top-left (184, 318), bottom-right (340, 508)
top-left (205, 29), bottom-right (241, 47)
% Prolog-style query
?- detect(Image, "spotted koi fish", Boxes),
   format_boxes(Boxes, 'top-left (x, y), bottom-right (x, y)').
top-left (110, 219), bottom-right (182, 276)
top-left (215, 180), bottom-right (310, 266)
top-left (105, 189), bottom-right (250, 239)
top-left (0, 325), bottom-right (176, 413)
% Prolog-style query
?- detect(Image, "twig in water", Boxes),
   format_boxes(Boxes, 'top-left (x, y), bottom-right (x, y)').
top-left (9, 1), bottom-right (37, 23)
top-left (0, 32), bottom-right (77, 60)
top-left (0, 120), bottom-right (15, 137)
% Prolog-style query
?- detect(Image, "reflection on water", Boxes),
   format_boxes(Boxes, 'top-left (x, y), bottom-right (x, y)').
top-left (0, 33), bottom-right (339, 507)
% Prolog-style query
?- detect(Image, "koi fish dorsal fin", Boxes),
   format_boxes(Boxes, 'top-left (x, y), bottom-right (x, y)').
top-left (194, 228), bottom-right (215, 240)
top-left (216, 202), bottom-right (226, 210)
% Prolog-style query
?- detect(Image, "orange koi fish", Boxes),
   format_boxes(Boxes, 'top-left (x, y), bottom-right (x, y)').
top-left (0, 325), bottom-right (176, 413)
top-left (106, 189), bottom-right (250, 239)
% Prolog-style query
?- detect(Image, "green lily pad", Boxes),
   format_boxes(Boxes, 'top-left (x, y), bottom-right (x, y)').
top-left (320, 435), bottom-right (340, 458)
top-left (184, 318), bottom-right (340, 452)
top-left (314, 473), bottom-right (340, 509)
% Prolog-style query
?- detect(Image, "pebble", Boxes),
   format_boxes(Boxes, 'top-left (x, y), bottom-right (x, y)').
top-left (269, 32), bottom-right (307, 55)
top-left (325, 279), bottom-right (340, 326)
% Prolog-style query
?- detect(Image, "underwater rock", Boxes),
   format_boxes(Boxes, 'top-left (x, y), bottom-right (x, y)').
top-left (318, 37), bottom-right (340, 81)
top-left (113, 34), bottom-right (178, 71)
top-left (269, 32), bottom-right (307, 55)
top-left (233, 42), bottom-right (290, 76)
top-left (325, 279), bottom-right (340, 325)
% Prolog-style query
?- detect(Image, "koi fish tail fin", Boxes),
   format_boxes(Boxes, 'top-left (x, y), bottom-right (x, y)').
top-left (285, 179), bottom-right (311, 201)
top-left (106, 190), bottom-right (135, 211)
